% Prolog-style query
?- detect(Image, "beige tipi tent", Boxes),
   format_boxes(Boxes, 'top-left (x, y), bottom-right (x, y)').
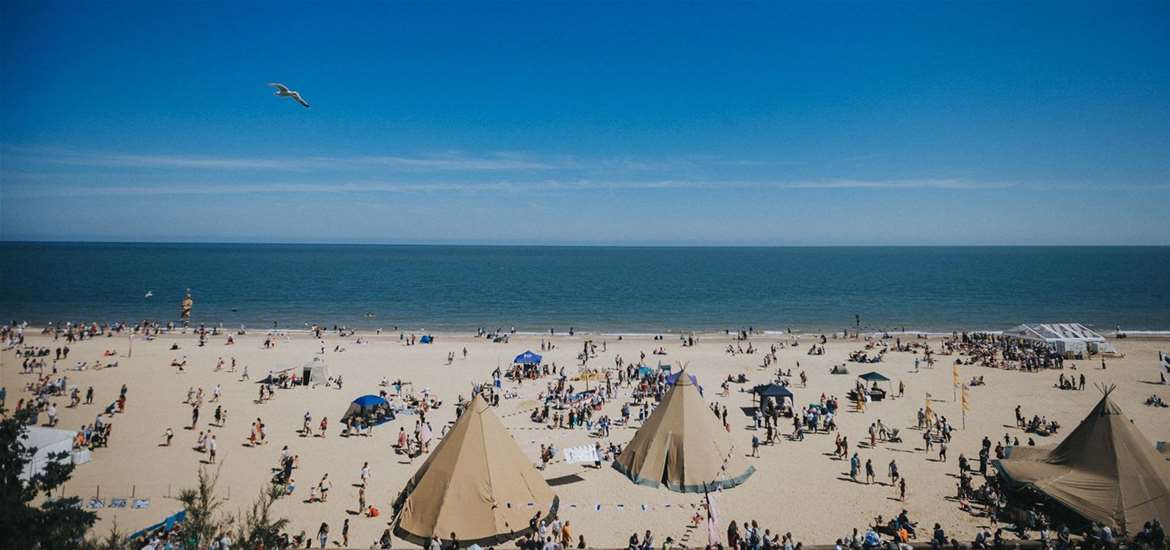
top-left (614, 371), bottom-right (755, 493)
top-left (995, 388), bottom-right (1170, 534)
top-left (393, 394), bottom-right (558, 546)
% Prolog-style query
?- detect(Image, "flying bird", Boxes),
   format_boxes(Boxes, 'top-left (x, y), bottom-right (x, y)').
top-left (267, 82), bottom-right (310, 108)
top-left (144, 291), bottom-right (153, 299)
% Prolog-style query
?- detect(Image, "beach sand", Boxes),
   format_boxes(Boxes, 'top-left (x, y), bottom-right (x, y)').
top-left (4, 329), bottom-right (1169, 547)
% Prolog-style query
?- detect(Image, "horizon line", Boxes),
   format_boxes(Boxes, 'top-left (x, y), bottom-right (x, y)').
top-left (2, 239), bottom-right (1168, 248)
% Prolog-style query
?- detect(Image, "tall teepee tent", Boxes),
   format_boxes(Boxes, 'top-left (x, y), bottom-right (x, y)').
top-left (393, 394), bottom-right (558, 546)
top-left (995, 387), bottom-right (1170, 534)
top-left (614, 371), bottom-right (755, 493)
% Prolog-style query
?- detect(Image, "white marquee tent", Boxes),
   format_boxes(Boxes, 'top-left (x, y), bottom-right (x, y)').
top-left (22, 427), bottom-right (78, 481)
top-left (1003, 323), bottom-right (1119, 356)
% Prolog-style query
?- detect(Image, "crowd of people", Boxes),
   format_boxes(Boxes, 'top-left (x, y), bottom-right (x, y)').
top-left (5, 319), bottom-right (1169, 550)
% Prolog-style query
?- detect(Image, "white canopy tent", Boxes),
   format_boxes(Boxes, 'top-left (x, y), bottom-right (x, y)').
top-left (1003, 323), bottom-right (1119, 357)
top-left (22, 427), bottom-right (77, 481)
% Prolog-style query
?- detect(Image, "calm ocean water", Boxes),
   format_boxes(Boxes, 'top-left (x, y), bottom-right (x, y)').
top-left (1, 243), bottom-right (1168, 333)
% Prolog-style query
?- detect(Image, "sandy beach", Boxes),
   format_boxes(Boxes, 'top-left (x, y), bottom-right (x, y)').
top-left (4, 328), bottom-right (1169, 548)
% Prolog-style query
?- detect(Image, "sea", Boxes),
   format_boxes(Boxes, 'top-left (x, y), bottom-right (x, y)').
top-left (1, 243), bottom-right (1168, 334)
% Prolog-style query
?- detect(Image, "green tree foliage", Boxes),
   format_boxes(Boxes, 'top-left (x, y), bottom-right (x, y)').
top-left (0, 408), bottom-right (97, 548)
top-left (233, 484), bottom-right (291, 548)
top-left (176, 464), bottom-right (231, 548)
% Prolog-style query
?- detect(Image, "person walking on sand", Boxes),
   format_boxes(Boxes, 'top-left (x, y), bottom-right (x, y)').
top-left (850, 452), bottom-right (860, 482)
top-left (899, 477), bottom-right (907, 501)
top-left (316, 522), bottom-right (329, 548)
top-left (341, 518), bottom-right (349, 547)
top-left (360, 462), bottom-right (370, 488)
top-left (318, 473), bottom-right (332, 503)
top-left (208, 434), bottom-right (217, 463)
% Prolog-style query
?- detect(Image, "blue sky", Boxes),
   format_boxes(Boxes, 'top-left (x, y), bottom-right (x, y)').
top-left (1, 1), bottom-right (1168, 245)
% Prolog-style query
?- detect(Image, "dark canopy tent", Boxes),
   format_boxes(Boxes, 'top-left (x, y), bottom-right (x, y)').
top-left (857, 371), bottom-right (892, 401)
top-left (514, 350), bottom-right (542, 365)
top-left (752, 383), bottom-right (794, 410)
top-left (858, 371), bottom-right (891, 383)
top-left (753, 383), bottom-right (794, 400)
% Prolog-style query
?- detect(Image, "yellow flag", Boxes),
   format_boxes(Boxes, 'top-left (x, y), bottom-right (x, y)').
top-left (924, 393), bottom-right (934, 419)
top-left (961, 384), bottom-right (970, 412)
top-left (952, 365), bottom-right (959, 386)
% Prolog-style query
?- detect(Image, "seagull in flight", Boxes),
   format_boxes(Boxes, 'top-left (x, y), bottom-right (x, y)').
top-left (267, 82), bottom-right (310, 108)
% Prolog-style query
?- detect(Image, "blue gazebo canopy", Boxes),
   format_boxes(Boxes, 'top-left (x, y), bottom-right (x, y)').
top-left (514, 350), bottom-right (543, 365)
top-left (858, 371), bottom-right (891, 383)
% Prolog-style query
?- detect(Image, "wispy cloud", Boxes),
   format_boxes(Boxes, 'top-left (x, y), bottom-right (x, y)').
top-left (1, 177), bottom-right (1028, 198)
top-left (353, 155), bottom-right (556, 171)
top-left (1, 145), bottom-right (325, 171)
top-left (6, 145), bottom-right (1162, 198)
top-left (774, 178), bottom-right (1017, 190)
top-left (1, 145), bottom-right (562, 172)
top-left (1, 145), bottom-right (786, 175)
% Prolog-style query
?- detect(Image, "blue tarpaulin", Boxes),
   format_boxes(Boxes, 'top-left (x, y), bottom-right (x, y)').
top-left (127, 510), bottom-right (186, 541)
top-left (514, 350), bottom-right (543, 364)
top-left (419, 335), bottom-right (433, 344)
